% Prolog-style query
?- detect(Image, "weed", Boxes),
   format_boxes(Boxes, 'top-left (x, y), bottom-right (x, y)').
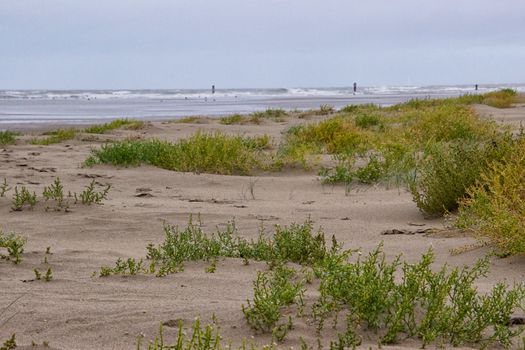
top-left (0, 334), bottom-right (16, 350)
top-left (100, 218), bottom-right (334, 277)
top-left (354, 112), bottom-right (384, 130)
top-left (205, 257), bottom-right (218, 273)
top-left (251, 108), bottom-right (288, 122)
top-left (137, 318), bottom-right (270, 350)
top-left (11, 186), bottom-right (37, 211)
top-left (242, 264), bottom-right (304, 336)
top-left (409, 136), bottom-right (513, 216)
top-left (0, 178), bottom-right (10, 197)
top-left (43, 177), bottom-right (67, 210)
top-left (79, 180), bottom-right (111, 205)
top-left (44, 268), bottom-right (53, 281)
top-left (313, 244), bottom-right (525, 348)
top-left (31, 128), bottom-right (77, 145)
top-left (456, 138), bottom-right (525, 254)
top-left (219, 114), bottom-right (245, 125)
top-left (0, 231), bottom-right (26, 264)
top-left (85, 132), bottom-right (269, 175)
top-left (99, 258), bottom-right (145, 276)
top-left (0, 131), bottom-right (19, 146)
top-left (354, 155), bottom-right (384, 184)
top-left (172, 116), bottom-right (209, 124)
top-left (84, 118), bottom-right (144, 134)
top-left (34, 269), bottom-right (41, 280)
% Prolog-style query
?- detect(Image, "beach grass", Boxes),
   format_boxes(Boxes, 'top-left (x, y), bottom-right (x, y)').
top-left (84, 118), bottom-right (144, 134)
top-left (31, 128), bottom-right (77, 145)
top-left (104, 217), bottom-right (525, 348)
top-left (0, 131), bottom-right (19, 146)
top-left (456, 137), bottom-right (525, 254)
top-left (85, 132), bottom-right (271, 175)
top-left (171, 116), bottom-right (210, 124)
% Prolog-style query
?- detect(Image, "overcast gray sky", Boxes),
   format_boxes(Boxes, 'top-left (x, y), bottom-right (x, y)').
top-left (1, 0), bottom-right (524, 89)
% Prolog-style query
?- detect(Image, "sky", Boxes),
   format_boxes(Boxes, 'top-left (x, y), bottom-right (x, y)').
top-left (1, 0), bottom-right (525, 89)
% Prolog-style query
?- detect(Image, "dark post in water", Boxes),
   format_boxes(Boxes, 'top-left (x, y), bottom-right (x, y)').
top-left (353, 82), bottom-right (357, 95)
top-left (212, 85), bottom-right (215, 94)
top-left (475, 84), bottom-right (478, 91)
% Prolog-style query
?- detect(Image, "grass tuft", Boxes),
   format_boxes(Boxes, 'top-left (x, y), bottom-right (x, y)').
top-left (84, 118), bottom-right (144, 134)
top-left (85, 132), bottom-right (271, 175)
top-left (0, 131), bottom-right (19, 146)
top-left (31, 129), bottom-right (77, 145)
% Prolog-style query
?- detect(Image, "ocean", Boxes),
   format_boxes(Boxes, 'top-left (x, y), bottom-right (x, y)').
top-left (1, 84), bottom-right (523, 127)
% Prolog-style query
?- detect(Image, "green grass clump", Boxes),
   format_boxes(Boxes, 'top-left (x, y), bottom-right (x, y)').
top-left (171, 116), bottom-right (209, 124)
top-left (251, 108), bottom-right (288, 122)
top-left (391, 89), bottom-right (518, 111)
top-left (11, 186), bottom-right (37, 211)
top-left (354, 112), bottom-right (384, 130)
top-left (409, 136), bottom-right (514, 216)
top-left (219, 114), bottom-right (245, 125)
top-left (456, 138), bottom-right (525, 254)
top-left (99, 218), bottom-right (333, 277)
top-left (84, 118), bottom-right (144, 134)
top-left (0, 334), bottom-right (16, 350)
top-left (31, 128), bottom-right (77, 145)
top-left (138, 318), bottom-right (274, 350)
top-left (314, 244), bottom-right (525, 348)
top-left (0, 131), bottom-right (19, 146)
top-left (85, 132), bottom-right (270, 175)
top-left (0, 231), bottom-right (26, 264)
top-left (243, 264), bottom-right (304, 339)
top-left (482, 89), bottom-right (519, 108)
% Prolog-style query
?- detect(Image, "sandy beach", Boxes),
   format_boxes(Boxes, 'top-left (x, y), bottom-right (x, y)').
top-left (1, 103), bottom-right (525, 349)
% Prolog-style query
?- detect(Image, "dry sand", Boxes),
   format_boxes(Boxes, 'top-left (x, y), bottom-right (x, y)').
top-left (1, 105), bottom-right (525, 349)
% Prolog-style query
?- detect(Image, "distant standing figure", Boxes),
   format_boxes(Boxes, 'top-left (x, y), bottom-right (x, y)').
top-left (212, 85), bottom-right (215, 94)
top-left (475, 84), bottom-right (478, 91)
top-left (353, 82), bottom-right (357, 95)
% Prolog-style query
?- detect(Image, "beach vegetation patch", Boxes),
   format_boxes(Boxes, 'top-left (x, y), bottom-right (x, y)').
top-left (0, 231), bottom-right (26, 264)
top-left (0, 131), bottom-right (19, 146)
top-left (31, 128), bottom-right (77, 145)
top-left (171, 116), bottom-right (209, 124)
top-left (84, 118), bottom-right (144, 134)
top-left (456, 137), bottom-right (525, 254)
top-left (409, 135), bottom-right (514, 216)
top-left (11, 186), bottom-right (37, 211)
top-left (243, 264), bottom-right (304, 340)
top-left (313, 244), bottom-right (525, 348)
top-left (219, 114), bottom-right (245, 125)
top-left (0, 179), bottom-right (10, 197)
top-left (98, 218), bottom-right (333, 277)
top-left (251, 108), bottom-right (288, 122)
top-left (85, 132), bottom-right (271, 175)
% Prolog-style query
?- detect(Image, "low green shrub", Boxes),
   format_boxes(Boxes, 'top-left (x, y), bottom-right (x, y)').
top-left (84, 118), bottom-right (144, 134)
top-left (138, 318), bottom-right (273, 350)
top-left (354, 112), bottom-right (384, 130)
top-left (0, 231), bottom-right (26, 264)
top-left (482, 89), bottom-right (518, 108)
top-left (11, 186), bottom-right (37, 211)
top-left (0, 131), bottom-right (19, 146)
top-left (409, 136), bottom-right (513, 216)
top-left (85, 132), bottom-right (270, 175)
top-left (456, 138), bottom-right (525, 254)
top-left (31, 128), bottom-right (77, 145)
top-left (219, 114), bottom-right (245, 125)
top-left (99, 218), bottom-right (334, 277)
top-left (243, 264), bottom-right (304, 339)
top-left (314, 244), bottom-right (525, 348)
top-left (250, 108), bottom-right (288, 122)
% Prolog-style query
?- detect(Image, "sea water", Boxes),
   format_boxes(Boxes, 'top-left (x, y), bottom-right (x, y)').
top-left (1, 84), bottom-right (523, 126)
